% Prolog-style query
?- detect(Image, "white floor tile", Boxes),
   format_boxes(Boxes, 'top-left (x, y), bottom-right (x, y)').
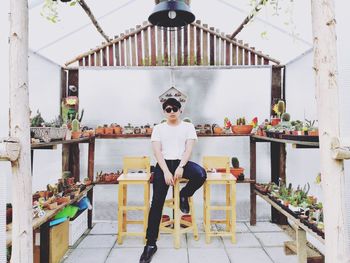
top-left (188, 248), bottom-right (230, 263)
top-left (187, 233), bottom-right (224, 248)
top-left (254, 232), bottom-right (292, 247)
top-left (152, 248), bottom-right (188, 263)
top-left (157, 233), bottom-right (187, 248)
top-left (247, 221), bottom-right (283, 233)
top-left (105, 248), bottom-right (141, 263)
top-left (215, 222), bottom-right (249, 233)
top-left (223, 232), bottom-right (261, 248)
top-left (114, 236), bottom-right (145, 248)
top-left (76, 235), bottom-right (116, 249)
top-left (62, 248), bottom-right (110, 263)
top-left (265, 247), bottom-right (298, 263)
top-left (89, 222), bottom-right (118, 235)
top-left (226, 247), bottom-right (273, 263)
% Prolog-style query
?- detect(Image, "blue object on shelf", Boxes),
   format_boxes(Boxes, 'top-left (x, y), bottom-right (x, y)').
top-left (50, 217), bottom-right (67, 227)
top-left (77, 197), bottom-right (92, 211)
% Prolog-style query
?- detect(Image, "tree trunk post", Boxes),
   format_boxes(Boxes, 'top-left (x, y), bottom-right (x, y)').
top-left (9, 0), bottom-right (33, 262)
top-left (311, 0), bottom-right (350, 262)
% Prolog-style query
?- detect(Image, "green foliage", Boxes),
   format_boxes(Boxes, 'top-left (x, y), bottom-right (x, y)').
top-left (31, 110), bottom-right (45, 127)
top-left (236, 117), bottom-right (246, 125)
top-left (231, 157), bottom-right (239, 168)
top-left (40, 0), bottom-right (77, 23)
top-left (281, 112), bottom-right (290, 122)
top-left (71, 118), bottom-right (80, 132)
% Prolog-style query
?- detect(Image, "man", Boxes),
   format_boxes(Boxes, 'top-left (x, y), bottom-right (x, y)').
top-left (139, 98), bottom-right (207, 263)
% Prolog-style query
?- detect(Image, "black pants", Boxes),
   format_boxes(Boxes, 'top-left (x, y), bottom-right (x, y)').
top-left (146, 159), bottom-right (207, 245)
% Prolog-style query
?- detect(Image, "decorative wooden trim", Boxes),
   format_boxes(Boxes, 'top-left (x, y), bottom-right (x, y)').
top-left (150, 26), bottom-right (156, 66)
top-left (130, 28), bottom-right (137, 66)
top-left (136, 27), bottom-right (143, 66)
top-left (189, 24), bottom-right (195, 65)
top-left (196, 20), bottom-right (202, 65)
top-left (183, 25), bottom-right (188, 66)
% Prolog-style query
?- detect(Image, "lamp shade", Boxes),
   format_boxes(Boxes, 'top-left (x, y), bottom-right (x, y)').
top-left (148, 0), bottom-right (195, 28)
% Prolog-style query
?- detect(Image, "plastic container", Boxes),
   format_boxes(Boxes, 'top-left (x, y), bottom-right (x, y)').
top-left (69, 209), bottom-right (88, 246)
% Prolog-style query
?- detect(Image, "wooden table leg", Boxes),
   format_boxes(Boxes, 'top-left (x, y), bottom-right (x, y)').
top-left (296, 227), bottom-right (307, 263)
top-left (226, 184), bottom-right (230, 231)
top-left (205, 183), bottom-right (211, 244)
top-left (87, 138), bottom-right (95, 229)
top-left (40, 221), bottom-right (50, 263)
top-left (250, 137), bottom-right (256, 225)
top-left (117, 183), bottom-right (124, 245)
top-left (174, 181), bottom-right (181, 248)
top-left (231, 182), bottom-right (236, 244)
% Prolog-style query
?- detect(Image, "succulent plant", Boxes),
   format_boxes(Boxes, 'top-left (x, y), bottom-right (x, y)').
top-left (71, 118), bottom-right (80, 132)
top-left (281, 113), bottom-right (290, 122)
top-left (277, 100), bottom-right (285, 115)
top-left (31, 110), bottom-right (45, 127)
top-left (231, 157), bottom-right (239, 168)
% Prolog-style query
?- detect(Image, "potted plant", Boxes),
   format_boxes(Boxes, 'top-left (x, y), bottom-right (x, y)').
top-left (145, 124), bottom-right (153, 134)
top-left (230, 157), bottom-right (244, 180)
top-left (104, 124), bottom-right (114, 135)
top-left (71, 117), bottom-right (81, 139)
top-left (231, 117), bottom-right (253, 134)
top-left (112, 124), bottom-right (122, 135)
top-left (212, 124), bottom-right (223, 134)
top-left (271, 100), bottom-right (285, 126)
top-left (95, 125), bottom-right (105, 135)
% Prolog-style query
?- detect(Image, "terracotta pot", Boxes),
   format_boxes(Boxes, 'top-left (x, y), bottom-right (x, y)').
top-left (95, 127), bottom-right (105, 135)
top-left (146, 128), bottom-right (153, 134)
top-left (71, 131), bottom-right (82, 139)
top-left (213, 126), bottom-right (223, 134)
top-left (308, 130), bottom-right (319, 136)
top-left (114, 126), bottom-right (122, 134)
top-left (57, 196), bottom-right (70, 205)
top-left (47, 202), bottom-right (58, 210)
top-left (105, 127), bottom-right (114, 135)
top-left (271, 118), bottom-right (281, 126)
top-left (230, 167), bottom-right (244, 178)
top-left (231, 125), bottom-right (253, 135)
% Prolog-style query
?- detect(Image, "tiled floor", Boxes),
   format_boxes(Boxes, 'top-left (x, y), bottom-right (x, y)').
top-left (61, 221), bottom-right (297, 263)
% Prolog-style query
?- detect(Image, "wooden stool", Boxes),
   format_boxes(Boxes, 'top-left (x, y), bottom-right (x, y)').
top-left (159, 178), bottom-right (199, 248)
top-left (117, 156), bottom-right (151, 245)
top-left (202, 156), bottom-right (237, 244)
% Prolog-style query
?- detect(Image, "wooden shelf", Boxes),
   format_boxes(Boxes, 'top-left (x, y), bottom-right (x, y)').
top-left (255, 190), bottom-right (325, 244)
top-left (6, 185), bottom-right (93, 247)
top-left (97, 133), bottom-right (252, 139)
top-left (252, 135), bottom-right (319, 147)
top-left (237, 178), bottom-right (255, 184)
top-left (31, 137), bottom-right (93, 149)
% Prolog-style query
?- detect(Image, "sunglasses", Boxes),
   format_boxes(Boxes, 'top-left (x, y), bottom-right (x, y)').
top-left (165, 106), bottom-right (179, 113)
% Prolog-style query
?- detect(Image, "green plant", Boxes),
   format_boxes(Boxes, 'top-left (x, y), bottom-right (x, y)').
top-left (71, 118), bottom-right (80, 132)
top-left (281, 113), bottom-right (290, 122)
top-left (231, 157), bottom-right (239, 168)
top-left (31, 110), bottom-right (45, 127)
top-left (41, 0), bottom-right (77, 23)
top-left (236, 117), bottom-right (246, 125)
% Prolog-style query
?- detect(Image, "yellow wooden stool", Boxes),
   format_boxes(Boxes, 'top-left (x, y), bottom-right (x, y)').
top-left (202, 156), bottom-right (237, 244)
top-left (159, 178), bottom-right (199, 248)
top-left (117, 156), bottom-right (151, 245)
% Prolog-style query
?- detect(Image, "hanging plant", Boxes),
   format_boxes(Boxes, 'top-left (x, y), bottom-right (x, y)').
top-left (41, 0), bottom-right (78, 23)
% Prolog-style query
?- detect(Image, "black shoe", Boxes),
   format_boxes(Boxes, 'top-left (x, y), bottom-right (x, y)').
top-left (180, 196), bottom-right (190, 214)
top-left (139, 245), bottom-right (157, 263)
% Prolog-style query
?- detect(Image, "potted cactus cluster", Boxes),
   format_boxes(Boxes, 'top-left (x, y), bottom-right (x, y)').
top-left (255, 182), bottom-right (324, 238)
top-left (230, 157), bottom-right (244, 180)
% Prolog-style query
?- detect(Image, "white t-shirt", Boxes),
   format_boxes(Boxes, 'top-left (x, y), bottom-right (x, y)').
top-left (151, 121), bottom-right (198, 160)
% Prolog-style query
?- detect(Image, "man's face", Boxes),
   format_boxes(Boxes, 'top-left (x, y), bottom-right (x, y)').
top-left (164, 105), bottom-right (181, 121)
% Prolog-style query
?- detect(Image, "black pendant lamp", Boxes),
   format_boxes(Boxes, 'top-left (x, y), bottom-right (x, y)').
top-left (148, 0), bottom-right (195, 28)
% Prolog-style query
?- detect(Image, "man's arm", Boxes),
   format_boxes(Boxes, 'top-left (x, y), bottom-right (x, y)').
top-left (174, 139), bottom-right (196, 180)
top-left (152, 141), bottom-right (174, 185)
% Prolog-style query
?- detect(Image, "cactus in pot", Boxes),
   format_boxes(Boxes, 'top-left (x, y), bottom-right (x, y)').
top-left (71, 116), bottom-right (81, 139)
top-left (230, 157), bottom-right (244, 180)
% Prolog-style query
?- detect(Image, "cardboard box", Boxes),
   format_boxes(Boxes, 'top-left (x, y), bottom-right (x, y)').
top-left (49, 220), bottom-right (69, 263)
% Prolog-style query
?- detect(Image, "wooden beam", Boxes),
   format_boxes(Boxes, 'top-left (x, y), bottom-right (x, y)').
top-left (229, 0), bottom-right (266, 39)
top-left (9, 0), bottom-right (33, 261)
top-left (0, 138), bottom-right (20, 162)
top-left (331, 137), bottom-right (350, 159)
top-left (77, 0), bottom-right (110, 43)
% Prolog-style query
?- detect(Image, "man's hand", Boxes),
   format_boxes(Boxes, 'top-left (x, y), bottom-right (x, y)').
top-left (164, 170), bottom-right (174, 186)
top-left (174, 167), bottom-right (184, 181)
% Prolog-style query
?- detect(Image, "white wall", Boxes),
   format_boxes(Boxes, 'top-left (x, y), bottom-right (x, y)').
top-left (0, 2), bottom-right (10, 261)
top-left (79, 67), bottom-right (273, 221)
top-left (336, 0), bottom-right (350, 247)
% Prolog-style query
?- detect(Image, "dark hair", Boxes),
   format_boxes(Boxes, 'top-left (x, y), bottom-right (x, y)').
top-left (162, 98), bottom-right (181, 110)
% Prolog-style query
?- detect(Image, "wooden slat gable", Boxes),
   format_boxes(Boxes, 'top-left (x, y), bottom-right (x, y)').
top-left (65, 20), bottom-right (280, 67)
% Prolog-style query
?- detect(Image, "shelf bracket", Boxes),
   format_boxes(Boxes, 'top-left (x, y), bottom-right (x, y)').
top-left (0, 137), bottom-right (20, 162)
top-left (331, 137), bottom-right (350, 160)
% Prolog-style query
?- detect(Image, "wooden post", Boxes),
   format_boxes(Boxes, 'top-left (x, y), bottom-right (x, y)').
top-left (250, 137), bottom-right (256, 225)
top-left (69, 143), bottom-right (80, 183)
top-left (311, 0), bottom-right (350, 261)
top-left (87, 138), bottom-right (95, 229)
top-left (9, 0), bottom-right (33, 261)
top-left (271, 66), bottom-right (283, 115)
top-left (270, 142), bottom-right (287, 225)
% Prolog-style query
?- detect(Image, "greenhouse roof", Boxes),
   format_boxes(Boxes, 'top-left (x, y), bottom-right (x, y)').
top-left (28, 0), bottom-right (313, 66)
